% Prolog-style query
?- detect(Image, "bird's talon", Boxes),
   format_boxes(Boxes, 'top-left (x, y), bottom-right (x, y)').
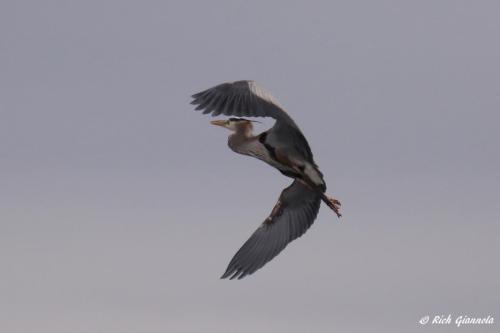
top-left (327, 197), bottom-right (342, 218)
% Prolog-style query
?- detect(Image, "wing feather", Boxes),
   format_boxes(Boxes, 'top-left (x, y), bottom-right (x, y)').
top-left (191, 80), bottom-right (317, 164)
top-left (220, 180), bottom-right (321, 279)
top-left (191, 80), bottom-right (295, 124)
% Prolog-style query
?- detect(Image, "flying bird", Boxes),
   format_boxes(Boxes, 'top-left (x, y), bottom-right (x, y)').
top-left (190, 80), bottom-right (342, 279)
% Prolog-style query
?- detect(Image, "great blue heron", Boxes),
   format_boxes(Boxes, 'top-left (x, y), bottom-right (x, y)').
top-left (190, 80), bottom-right (342, 279)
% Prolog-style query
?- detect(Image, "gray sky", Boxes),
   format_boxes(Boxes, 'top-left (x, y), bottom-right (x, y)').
top-left (1, 1), bottom-right (499, 332)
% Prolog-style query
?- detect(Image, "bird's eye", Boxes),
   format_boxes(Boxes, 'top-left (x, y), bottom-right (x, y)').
top-left (225, 120), bottom-right (230, 125)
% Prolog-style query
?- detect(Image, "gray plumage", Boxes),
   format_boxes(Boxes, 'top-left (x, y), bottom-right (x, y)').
top-left (191, 80), bottom-right (315, 165)
top-left (220, 180), bottom-right (321, 279)
top-left (190, 80), bottom-right (341, 279)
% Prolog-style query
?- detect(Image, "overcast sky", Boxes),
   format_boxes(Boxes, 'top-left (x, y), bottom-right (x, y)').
top-left (1, 1), bottom-right (499, 332)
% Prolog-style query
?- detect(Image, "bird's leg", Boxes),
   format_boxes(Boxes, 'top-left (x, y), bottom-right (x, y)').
top-left (325, 196), bottom-right (342, 218)
top-left (318, 191), bottom-right (342, 218)
top-left (297, 179), bottom-right (342, 219)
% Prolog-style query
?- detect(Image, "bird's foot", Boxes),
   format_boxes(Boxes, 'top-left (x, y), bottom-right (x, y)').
top-left (327, 197), bottom-right (342, 218)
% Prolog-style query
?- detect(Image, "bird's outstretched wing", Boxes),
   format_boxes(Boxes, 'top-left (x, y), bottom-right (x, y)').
top-left (221, 180), bottom-right (321, 280)
top-left (191, 80), bottom-right (315, 163)
top-left (191, 80), bottom-right (294, 122)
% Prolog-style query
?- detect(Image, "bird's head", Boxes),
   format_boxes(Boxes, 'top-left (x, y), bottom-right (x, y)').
top-left (210, 118), bottom-right (257, 133)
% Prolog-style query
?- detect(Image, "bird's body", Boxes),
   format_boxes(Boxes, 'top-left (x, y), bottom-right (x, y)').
top-left (229, 133), bottom-right (285, 173)
top-left (225, 120), bottom-right (326, 192)
top-left (190, 80), bottom-right (341, 279)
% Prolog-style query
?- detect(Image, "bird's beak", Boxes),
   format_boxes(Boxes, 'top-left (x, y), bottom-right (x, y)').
top-left (210, 120), bottom-right (226, 127)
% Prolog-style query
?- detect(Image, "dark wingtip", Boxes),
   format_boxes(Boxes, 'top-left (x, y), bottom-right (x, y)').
top-left (229, 270), bottom-right (240, 280)
top-left (220, 269), bottom-right (233, 279)
top-left (191, 91), bottom-right (205, 99)
top-left (220, 266), bottom-right (249, 280)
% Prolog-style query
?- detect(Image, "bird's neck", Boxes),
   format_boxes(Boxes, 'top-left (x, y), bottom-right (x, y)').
top-left (228, 127), bottom-right (255, 153)
top-left (233, 123), bottom-right (254, 139)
